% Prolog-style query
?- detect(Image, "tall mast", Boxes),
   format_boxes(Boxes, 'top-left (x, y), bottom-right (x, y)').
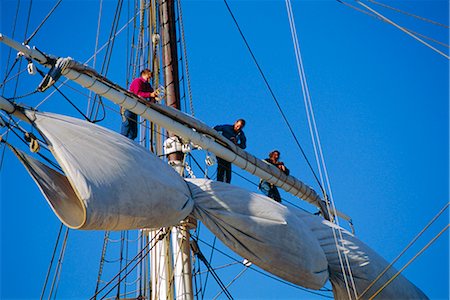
top-left (159, 1), bottom-right (194, 300)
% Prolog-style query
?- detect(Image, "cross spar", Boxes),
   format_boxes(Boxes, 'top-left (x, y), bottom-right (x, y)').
top-left (0, 32), bottom-right (353, 222)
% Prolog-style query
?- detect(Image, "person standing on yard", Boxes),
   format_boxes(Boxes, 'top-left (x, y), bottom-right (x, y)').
top-left (120, 69), bottom-right (158, 140)
top-left (259, 150), bottom-right (289, 202)
top-left (213, 119), bottom-right (247, 183)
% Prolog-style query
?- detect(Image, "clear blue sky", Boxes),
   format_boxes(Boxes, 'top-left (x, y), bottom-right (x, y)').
top-left (1, 0), bottom-right (448, 299)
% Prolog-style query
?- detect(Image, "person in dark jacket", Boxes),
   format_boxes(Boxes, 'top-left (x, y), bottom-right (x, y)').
top-left (121, 69), bottom-right (158, 140)
top-left (213, 119), bottom-right (247, 183)
top-left (259, 150), bottom-right (289, 202)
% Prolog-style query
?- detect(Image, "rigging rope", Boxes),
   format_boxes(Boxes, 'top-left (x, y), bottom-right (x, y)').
top-left (358, 202), bottom-right (450, 299)
top-left (1, 0), bottom-right (20, 95)
top-left (212, 264), bottom-right (249, 300)
top-left (337, 0), bottom-right (449, 49)
top-left (1, 120), bottom-right (63, 172)
top-left (356, 0), bottom-right (449, 59)
top-left (87, 0), bottom-right (104, 118)
top-left (176, 0), bottom-right (195, 117)
top-left (94, 231), bottom-right (111, 298)
top-left (369, 224), bottom-right (449, 300)
top-left (94, 229), bottom-right (168, 300)
top-left (89, 0), bottom-right (125, 123)
top-left (10, 0), bottom-right (34, 103)
top-left (24, 0), bottom-right (63, 45)
top-left (222, 0), bottom-right (326, 194)
top-left (284, 1), bottom-right (358, 298)
top-left (191, 239), bottom-right (234, 300)
top-left (1, 58), bottom-right (20, 91)
top-left (47, 226), bottom-right (69, 300)
top-left (367, 0), bottom-right (450, 29)
top-left (40, 223), bottom-right (64, 300)
top-left (196, 238), bottom-right (333, 298)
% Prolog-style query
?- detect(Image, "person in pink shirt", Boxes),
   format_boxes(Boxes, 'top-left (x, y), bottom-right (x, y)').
top-left (121, 69), bottom-right (158, 140)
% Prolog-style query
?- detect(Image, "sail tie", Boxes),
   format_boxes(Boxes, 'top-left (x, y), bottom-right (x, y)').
top-left (24, 131), bottom-right (40, 153)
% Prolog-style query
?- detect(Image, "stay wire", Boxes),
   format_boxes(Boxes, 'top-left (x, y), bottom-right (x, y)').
top-left (367, 0), bottom-right (449, 29)
top-left (369, 224), bottom-right (449, 300)
top-left (11, 0), bottom-right (33, 100)
top-left (48, 226), bottom-right (69, 300)
top-left (87, 0), bottom-right (104, 118)
top-left (176, 0), bottom-right (195, 117)
top-left (193, 239), bottom-right (234, 300)
top-left (285, 1), bottom-right (357, 298)
top-left (222, 0), bottom-right (326, 194)
top-left (34, 67), bottom-right (94, 122)
top-left (1, 0), bottom-right (20, 95)
top-left (24, 0), bottom-right (63, 45)
top-left (337, 0), bottom-right (449, 49)
top-left (1, 58), bottom-right (20, 91)
top-left (90, 228), bottom-right (165, 300)
top-left (90, 0), bottom-right (124, 122)
top-left (196, 238), bottom-right (333, 297)
top-left (98, 231), bottom-right (165, 300)
top-left (212, 265), bottom-right (249, 300)
top-left (89, 1), bottom-right (125, 122)
top-left (40, 223), bottom-right (64, 300)
top-left (358, 202), bottom-right (450, 299)
top-left (94, 231), bottom-right (111, 298)
top-left (356, 0), bottom-right (449, 59)
top-left (202, 236), bottom-right (218, 299)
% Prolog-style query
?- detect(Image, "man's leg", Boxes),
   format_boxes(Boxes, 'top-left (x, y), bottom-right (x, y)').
top-left (121, 110), bottom-right (138, 140)
top-left (217, 157), bottom-right (226, 182)
top-left (272, 187), bottom-right (282, 203)
top-left (128, 111), bottom-right (138, 140)
top-left (224, 161), bottom-right (232, 183)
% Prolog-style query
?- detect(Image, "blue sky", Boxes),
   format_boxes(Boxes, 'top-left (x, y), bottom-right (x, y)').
top-left (1, 0), bottom-right (448, 299)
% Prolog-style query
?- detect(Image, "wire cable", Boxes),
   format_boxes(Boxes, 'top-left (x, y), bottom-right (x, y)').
top-left (24, 0), bottom-right (63, 45)
top-left (337, 0), bottom-right (449, 49)
top-left (222, 0), bottom-right (325, 193)
top-left (40, 223), bottom-right (64, 300)
top-left (196, 238), bottom-right (333, 298)
top-left (367, 0), bottom-right (449, 29)
top-left (358, 202), bottom-right (450, 299)
top-left (47, 226), bottom-right (69, 300)
top-left (356, 0), bottom-right (449, 59)
top-left (285, 1), bottom-right (357, 298)
top-left (1, 0), bottom-right (20, 95)
top-left (90, 229), bottom-right (165, 300)
top-left (369, 224), bottom-right (449, 300)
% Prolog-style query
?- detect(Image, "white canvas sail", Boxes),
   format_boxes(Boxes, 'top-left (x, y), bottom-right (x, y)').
top-left (10, 111), bottom-right (428, 299)
top-left (186, 178), bottom-right (329, 290)
top-left (19, 110), bottom-right (194, 230)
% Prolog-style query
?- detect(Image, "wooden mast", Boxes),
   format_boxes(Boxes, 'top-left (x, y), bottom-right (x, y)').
top-left (159, 0), bottom-right (194, 299)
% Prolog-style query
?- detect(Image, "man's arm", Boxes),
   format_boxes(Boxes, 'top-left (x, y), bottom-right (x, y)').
top-left (136, 81), bottom-right (155, 98)
top-left (238, 132), bottom-right (246, 149)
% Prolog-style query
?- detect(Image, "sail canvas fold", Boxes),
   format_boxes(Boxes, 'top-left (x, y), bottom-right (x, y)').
top-left (10, 111), bottom-right (427, 298)
top-left (21, 111), bottom-right (194, 230)
top-left (186, 178), bottom-right (330, 290)
top-left (295, 213), bottom-right (428, 299)
top-left (10, 147), bottom-right (86, 228)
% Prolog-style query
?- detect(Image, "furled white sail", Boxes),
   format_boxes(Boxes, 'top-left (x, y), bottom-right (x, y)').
top-left (186, 179), bottom-right (427, 299)
top-left (186, 178), bottom-right (329, 290)
top-left (302, 215), bottom-right (429, 299)
top-left (11, 111), bottom-right (427, 298)
top-left (20, 111), bottom-right (193, 230)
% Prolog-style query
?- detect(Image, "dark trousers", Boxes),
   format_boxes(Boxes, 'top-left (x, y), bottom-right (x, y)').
top-left (217, 157), bottom-right (232, 183)
top-left (121, 109), bottom-right (138, 140)
top-left (259, 181), bottom-right (282, 202)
